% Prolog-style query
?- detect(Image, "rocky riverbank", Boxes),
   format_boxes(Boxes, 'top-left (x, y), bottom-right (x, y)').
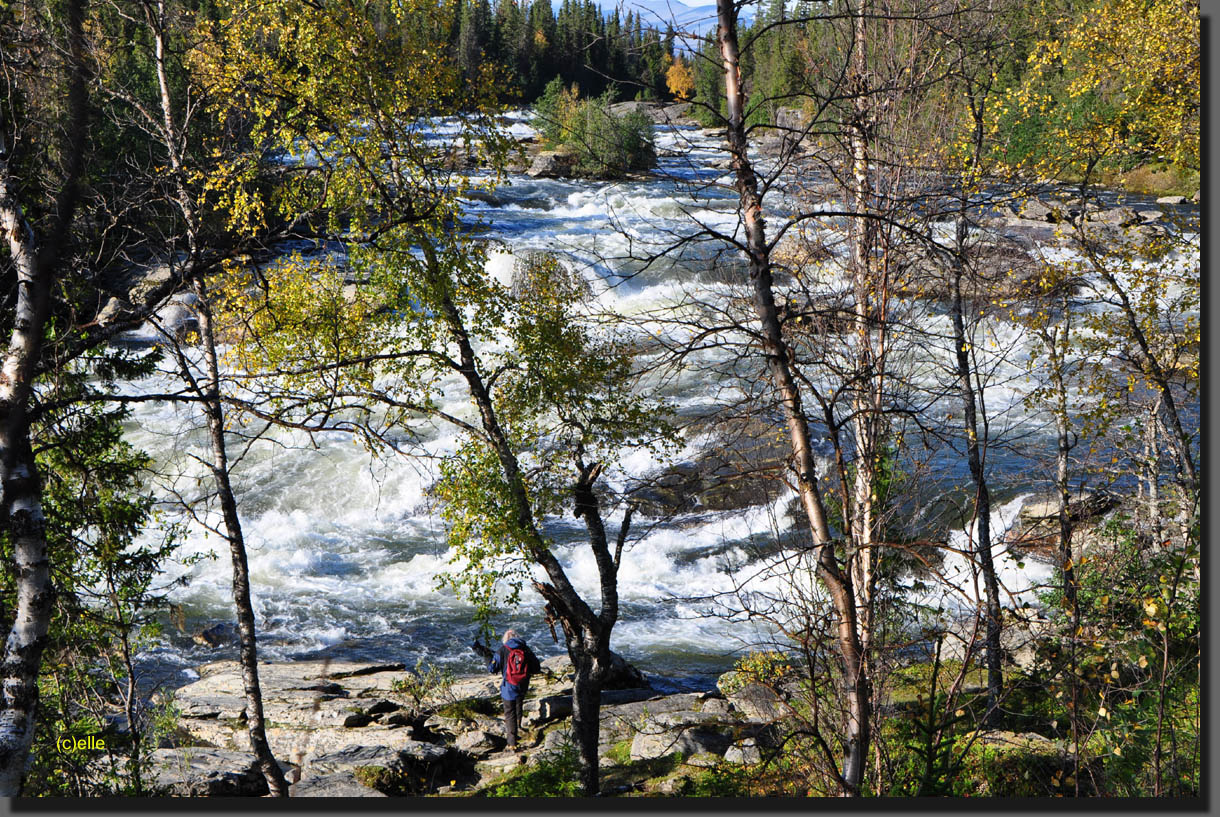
top-left (151, 652), bottom-right (782, 797)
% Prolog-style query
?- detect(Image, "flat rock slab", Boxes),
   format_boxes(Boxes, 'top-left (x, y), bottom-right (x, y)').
top-left (306, 744), bottom-right (408, 776)
top-left (629, 726), bottom-right (732, 762)
top-left (290, 771), bottom-right (387, 797)
top-left (258, 725), bottom-right (433, 765)
top-left (151, 748), bottom-right (268, 797)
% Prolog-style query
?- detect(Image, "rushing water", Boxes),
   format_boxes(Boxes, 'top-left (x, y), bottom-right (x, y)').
top-left (123, 112), bottom-right (1199, 693)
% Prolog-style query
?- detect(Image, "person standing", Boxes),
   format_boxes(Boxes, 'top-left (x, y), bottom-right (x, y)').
top-left (481, 628), bottom-right (541, 751)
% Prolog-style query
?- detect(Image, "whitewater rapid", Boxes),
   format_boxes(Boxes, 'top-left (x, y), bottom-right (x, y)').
top-left (123, 113), bottom-right (1198, 691)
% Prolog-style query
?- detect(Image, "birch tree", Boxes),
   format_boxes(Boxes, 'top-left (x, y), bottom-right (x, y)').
top-left (191, 0), bottom-right (673, 794)
top-left (0, 0), bottom-right (89, 793)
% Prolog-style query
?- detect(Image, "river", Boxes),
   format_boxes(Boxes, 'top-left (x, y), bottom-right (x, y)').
top-left (121, 111), bottom-right (1199, 694)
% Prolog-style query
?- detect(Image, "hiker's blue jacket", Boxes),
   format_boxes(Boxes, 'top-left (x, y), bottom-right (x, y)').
top-left (487, 638), bottom-right (541, 701)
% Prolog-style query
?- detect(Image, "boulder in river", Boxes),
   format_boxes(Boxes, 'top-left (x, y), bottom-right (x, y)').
top-left (527, 149), bottom-right (577, 178)
top-left (192, 621), bottom-right (239, 648)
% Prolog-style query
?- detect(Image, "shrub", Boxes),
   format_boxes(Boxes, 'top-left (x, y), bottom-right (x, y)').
top-left (532, 83), bottom-right (656, 179)
top-left (391, 658), bottom-right (456, 709)
top-left (486, 744), bottom-right (582, 797)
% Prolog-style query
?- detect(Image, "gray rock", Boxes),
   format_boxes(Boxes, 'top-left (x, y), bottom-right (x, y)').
top-left (1156, 195), bottom-right (1187, 205)
top-left (397, 739), bottom-right (452, 765)
top-left (455, 729), bottom-right (504, 757)
top-left (380, 712), bottom-right (414, 728)
top-left (365, 699), bottom-right (401, 717)
top-left (523, 694), bottom-right (573, 727)
top-left (774, 107), bottom-right (806, 131)
top-left (724, 738), bottom-right (762, 765)
top-left (423, 712), bottom-right (470, 735)
top-left (290, 771), bottom-right (387, 797)
top-left (307, 745), bottom-right (404, 776)
top-left (127, 261), bottom-right (178, 305)
top-left (685, 751), bottom-right (722, 768)
top-left (629, 726), bottom-right (731, 761)
top-left (659, 102), bottom-right (692, 123)
top-left (327, 662), bottom-right (407, 679)
top-left (532, 651), bottom-right (650, 692)
top-left (990, 216), bottom-right (1066, 246)
top-left (601, 687), bottom-right (659, 706)
top-left (150, 748), bottom-right (268, 797)
top-left (96, 297), bottom-right (128, 327)
top-left (1018, 491), bottom-right (1118, 524)
top-left (176, 695), bottom-right (246, 721)
top-left (653, 710), bottom-right (725, 729)
top-left (1018, 198), bottom-right (1065, 222)
top-left (527, 150), bottom-right (577, 178)
top-left (607, 100), bottom-right (662, 119)
top-left (305, 739), bottom-right (451, 782)
top-left (697, 696), bottom-right (732, 716)
top-left (601, 692), bottom-right (701, 729)
top-left (542, 727), bottom-right (572, 751)
top-left (725, 682), bottom-right (786, 722)
top-left (1090, 206), bottom-right (1141, 226)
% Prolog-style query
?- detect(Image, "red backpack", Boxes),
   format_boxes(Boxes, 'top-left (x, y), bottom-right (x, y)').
top-left (504, 646), bottom-right (530, 686)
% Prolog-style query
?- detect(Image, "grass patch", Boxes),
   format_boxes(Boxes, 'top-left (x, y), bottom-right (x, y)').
top-left (604, 739), bottom-right (632, 765)
top-left (884, 660), bottom-right (987, 705)
top-left (599, 751), bottom-right (684, 793)
top-left (1112, 163), bottom-right (1199, 197)
top-left (436, 697), bottom-right (499, 721)
top-left (485, 745), bottom-right (583, 797)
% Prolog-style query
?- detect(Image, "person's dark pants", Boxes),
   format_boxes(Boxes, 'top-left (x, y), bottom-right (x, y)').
top-left (502, 697), bottom-right (524, 748)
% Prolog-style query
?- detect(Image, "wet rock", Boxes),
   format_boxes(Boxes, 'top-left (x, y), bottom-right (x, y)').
top-left (631, 414), bottom-right (791, 516)
top-left (530, 651), bottom-right (650, 693)
top-left (1018, 491), bottom-right (1119, 524)
top-left (1156, 194), bottom-right (1188, 205)
top-left (605, 651), bottom-right (650, 690)
top-left (192, 622), bottom-right (238, 648)
top-left (1008, 491), bottom-right (1121, 562)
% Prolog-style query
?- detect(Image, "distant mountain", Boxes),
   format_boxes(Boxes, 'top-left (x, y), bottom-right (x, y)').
top-left (582, 0), bottom-right (755, 35)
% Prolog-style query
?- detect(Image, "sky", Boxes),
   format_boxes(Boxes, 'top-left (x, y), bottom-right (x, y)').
top-left (577, 0), bottom-right (737, 35)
